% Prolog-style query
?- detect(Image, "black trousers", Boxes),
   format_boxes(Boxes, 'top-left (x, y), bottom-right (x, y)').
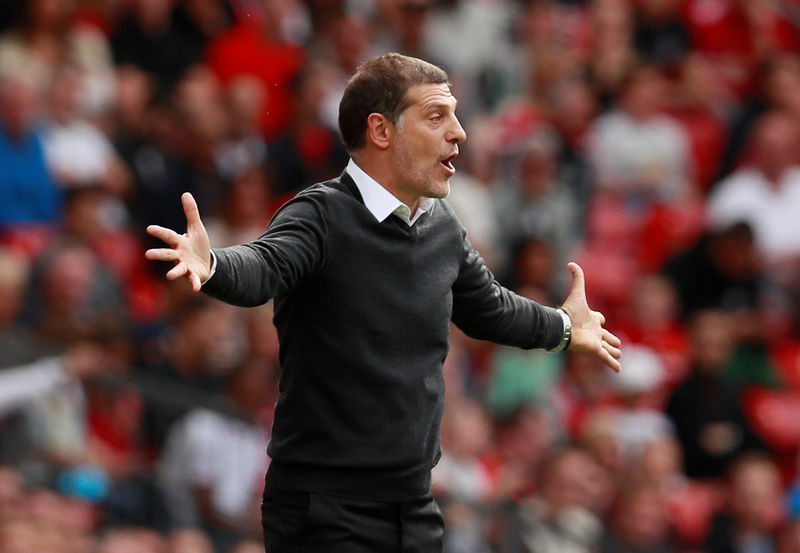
top-left (261, 488), bottom-right (444, 553)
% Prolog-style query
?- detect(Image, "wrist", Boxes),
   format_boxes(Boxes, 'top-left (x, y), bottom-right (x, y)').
top-left (201, 250), bottom-right (217, 286)
top-left (547, 308), bottom-right (572, 353)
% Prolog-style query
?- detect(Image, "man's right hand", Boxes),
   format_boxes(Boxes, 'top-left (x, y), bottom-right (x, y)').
top-left (145, 192), bottom-right (211, 292)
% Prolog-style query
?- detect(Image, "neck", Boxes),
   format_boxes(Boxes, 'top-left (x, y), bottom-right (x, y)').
top-left (352, 153), bottom-right (420, 210)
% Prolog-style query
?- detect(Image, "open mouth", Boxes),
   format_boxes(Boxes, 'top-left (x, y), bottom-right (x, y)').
top-left (440, 152), bottom-right (458, 175)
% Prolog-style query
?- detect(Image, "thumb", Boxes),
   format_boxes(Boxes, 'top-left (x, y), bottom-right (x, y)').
top-left (182, 192), bottom-right (204, 231)
top-left (566, 262), bottom-right (586, 298)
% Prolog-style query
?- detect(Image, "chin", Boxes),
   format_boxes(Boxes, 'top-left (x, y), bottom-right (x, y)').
top-left (429, 182), bottom-right (450, 199)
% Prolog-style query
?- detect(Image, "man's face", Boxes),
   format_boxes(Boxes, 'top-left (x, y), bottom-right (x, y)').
top-left (389, 83), bottom-right (466, 204)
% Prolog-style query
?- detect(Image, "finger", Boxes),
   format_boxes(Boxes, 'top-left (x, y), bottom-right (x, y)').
top-left (188, 271), bottom-right (201, 292)
top-left (182, 192), bottom-right (204, 231)
top-left (600, 348), bottom-right (622, 373)
top-left (566, 261), bottom-right (585, 296)
top-left (603, 340), bottom-right (622, 359)
top-left (595, 310), bottom-right (606, 326)
top-left (147, 225), bottom-right (183, 247)
top-left (166, 261), bottom-right (188, 280)
top-left (603, 329), bottom-right (622, 348)
top-left (145, 248), bottom-right (179, 262)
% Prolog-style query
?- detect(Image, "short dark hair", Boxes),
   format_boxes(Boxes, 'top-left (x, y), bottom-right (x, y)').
top-left (338, 53), bottom-right (449, 152)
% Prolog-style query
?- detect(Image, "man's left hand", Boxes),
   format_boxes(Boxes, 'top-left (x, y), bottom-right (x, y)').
top-left (560, 262), bottom-right (622, 372)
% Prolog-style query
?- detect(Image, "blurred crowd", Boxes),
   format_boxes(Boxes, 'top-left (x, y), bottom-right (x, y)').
top-left (3, 0), bottom-right (800, 552)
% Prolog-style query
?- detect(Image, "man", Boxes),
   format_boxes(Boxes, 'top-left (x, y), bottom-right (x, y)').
top-left (145, 53), bottom-right (621, 553)
top-left (0, 75), bottom-right (61, 230)
top-left (708, 110), bottom-right (800, 275)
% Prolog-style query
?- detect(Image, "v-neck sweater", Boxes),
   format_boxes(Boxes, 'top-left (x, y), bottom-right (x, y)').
top-left (203, 171), bottom-right (563, 500)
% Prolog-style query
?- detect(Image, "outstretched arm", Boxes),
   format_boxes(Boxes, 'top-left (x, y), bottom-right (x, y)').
top-left (145, 192), bottom-right (211, 292)
top-left (560, 262), bottom-right (622, 372)
top-left (145, 190), bottom-right (328, 306)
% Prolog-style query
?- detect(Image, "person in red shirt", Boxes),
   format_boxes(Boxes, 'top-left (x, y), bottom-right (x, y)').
top-left (205, 6), bottom-right (304, 141)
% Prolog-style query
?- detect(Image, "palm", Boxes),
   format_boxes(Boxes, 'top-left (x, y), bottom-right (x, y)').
top-left (560, 262), bottom-right (622, 372)
top-left (145, 193), bottom-right (211, 292)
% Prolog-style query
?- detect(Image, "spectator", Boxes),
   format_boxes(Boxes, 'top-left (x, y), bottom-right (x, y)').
top-left (119, 93), bottom-right (203, 234)
top-left (664, 221), bottom-right (761, 320)
top-left (0, 250), bottom-right (49, 368)
top-left (435, 398), bottom-right (493, 504)
top-left (214, 76), bottom-right (267, 182)
top-left (633, 0), bottom-right (691, 69)
top-left (588, 64), bottom-right (692, 202)
top-left (434, 397), bottom-right (494, 553)
top-left (204, 0), bottom-right (305, 140)
top-left (0, 0), bottom-right (115, 114)
top-left (715, 54), bottom-right (800, 184)
top-left (548, 351), bottom-right (617, 440)
top-left (19, 240), bottom-right (128, 344)
top-left (141, 298), bottom-right (247, 452)
top-left (420, 0), bottom-right (516, 117)
top-left (371, 0), bottom-right (430, 60)
top-left (204, 166), bottom-right (274, 248)
top-left (495, 129), bottom-right (582, 282)
top-left (665, 310), bottom-right (765, 479)
top-left (704, 452), bottom-right (783, 553)
top-left (682, 0), bottom-right (800, 100)
top-left (708, 111), bottom-right (800, 279)
top-left (169, 65), bottom-right (230, 215)
top-left (157, 362), bottom-right (270, 546)
top-left (41, 63), bottom-right (131, 194)
top-left (601, 484), bottom-right (677, 553)
top-left (0, 74), bottom-right (61, 230)
top-left (605, 344), bottom-right (674, 464)
top-left (498, 446), bottom-right (607, 553)
top-left (587, 0), bottom-right (638, 106)
top-left (667, 53), bottom-right (731, 191)
top-left (444, 161), bottom-right (502, 273)
top-left (111, 0), bottom-right (213, 87)
top-left (545, 76), bottom-right (599, 223)
top-left (617, 273), bottom-right (689, 386)
top-left (483, 404), bottom-right (558, 507)
top-left (268, 64), bottom-right (349, 196)
top-left (0, 342), bottom-right (106, 418)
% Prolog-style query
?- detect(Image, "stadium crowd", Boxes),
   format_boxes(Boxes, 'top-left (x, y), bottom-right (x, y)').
top-left (3, 0), bottom-right (800, 551)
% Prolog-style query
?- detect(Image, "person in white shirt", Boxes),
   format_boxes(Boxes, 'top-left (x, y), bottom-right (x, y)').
top-left (0, 343), bottom-right (105, 417)
top-left (157, 361), bottom-right (271, 537)
top-left (587, 65), bottom-right (691, 202)
top-left (708, 110), bottom-right (800, 276)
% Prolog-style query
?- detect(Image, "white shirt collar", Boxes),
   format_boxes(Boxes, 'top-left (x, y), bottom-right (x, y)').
top-left (346, 158), bottom-right (434, 226)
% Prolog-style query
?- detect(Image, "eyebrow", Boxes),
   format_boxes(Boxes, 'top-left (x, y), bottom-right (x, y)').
top-left (422, 100), bottom-right (458, 112)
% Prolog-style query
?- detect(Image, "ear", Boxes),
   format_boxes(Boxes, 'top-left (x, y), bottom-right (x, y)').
top-left (366, 112), bottom-right (393, 150)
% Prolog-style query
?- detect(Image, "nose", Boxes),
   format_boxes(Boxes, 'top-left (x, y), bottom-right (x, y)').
top-left (448, 115), bottom-right (467, 144)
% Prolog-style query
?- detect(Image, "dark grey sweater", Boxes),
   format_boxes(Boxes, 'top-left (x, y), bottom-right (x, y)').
top-left (203, 172), bottom-right (563, 500)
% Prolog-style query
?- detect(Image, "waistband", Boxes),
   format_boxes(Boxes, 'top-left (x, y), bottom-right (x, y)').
top-left (264, 461), bottom-right (433, 501)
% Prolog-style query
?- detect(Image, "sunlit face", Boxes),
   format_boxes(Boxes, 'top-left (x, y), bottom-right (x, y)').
top-left (388, 83), bottom-right (466, 205)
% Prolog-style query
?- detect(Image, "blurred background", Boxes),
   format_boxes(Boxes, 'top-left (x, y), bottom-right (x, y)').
top-left (3, 0), bottom-right (800, 551)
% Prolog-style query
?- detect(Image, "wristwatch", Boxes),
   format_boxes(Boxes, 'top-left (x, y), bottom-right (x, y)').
top-left (547, 308), bottom-right (572, 353)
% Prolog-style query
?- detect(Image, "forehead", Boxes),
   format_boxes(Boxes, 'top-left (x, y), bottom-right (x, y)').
top-left (403, 83), bottom-right (457, 110)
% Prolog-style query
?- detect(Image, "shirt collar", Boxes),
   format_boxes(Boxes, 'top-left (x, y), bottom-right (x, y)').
top-left (346, 158), bottom-right (434, 226)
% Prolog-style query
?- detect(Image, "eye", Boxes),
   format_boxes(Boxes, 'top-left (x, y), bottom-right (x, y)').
top-left (430, 114), bottom-right (443, 123)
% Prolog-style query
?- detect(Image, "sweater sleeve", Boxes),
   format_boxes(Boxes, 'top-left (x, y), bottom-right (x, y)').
top-left (202, 193), bottom-right (329, 307)
top-left (451, 234), bottom-right (564, 350)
